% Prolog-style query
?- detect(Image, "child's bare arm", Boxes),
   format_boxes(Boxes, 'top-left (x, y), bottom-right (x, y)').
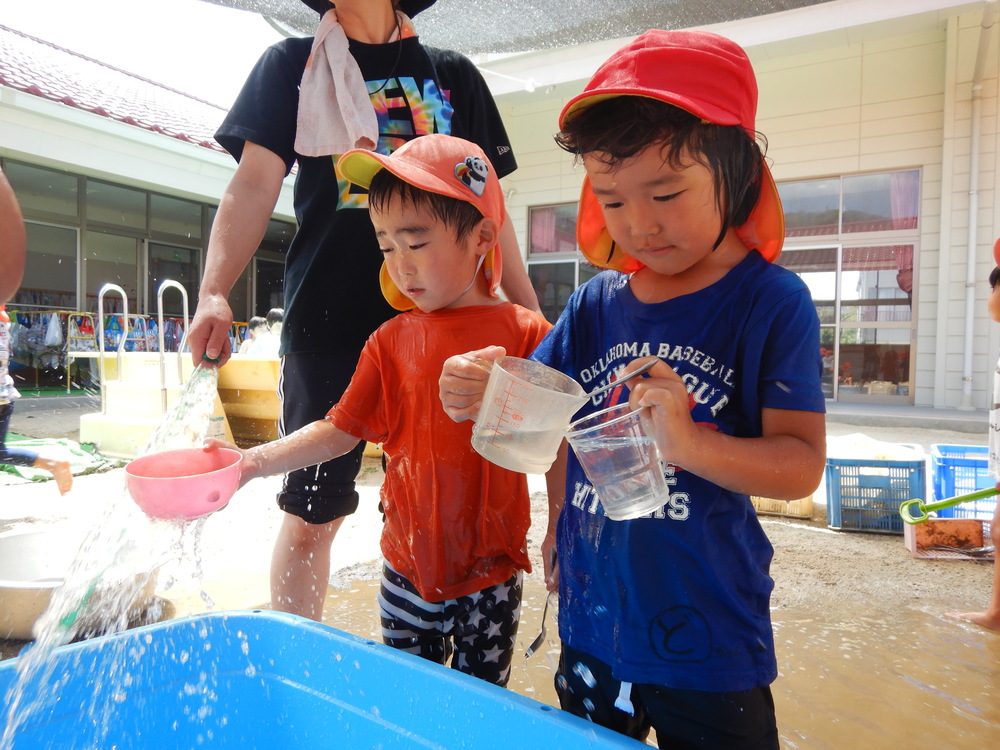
top-left (626, 358), bottom-right (826, 500)
top-left (439, 345), bottom-right (506, 422)
top-left (231, 420), bottom-right (361, 487)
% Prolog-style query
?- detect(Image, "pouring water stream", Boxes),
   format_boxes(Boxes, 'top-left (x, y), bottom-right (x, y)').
top-left (1, 363), bottom-right (224, 749)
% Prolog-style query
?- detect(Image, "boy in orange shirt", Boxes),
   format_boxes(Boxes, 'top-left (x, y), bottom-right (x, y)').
top-left (210, 134), bottom-right (555, 685)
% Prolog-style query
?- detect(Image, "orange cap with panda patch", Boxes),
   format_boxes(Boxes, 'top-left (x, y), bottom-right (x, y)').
top-left (338, 134), bottom-right (504, 311)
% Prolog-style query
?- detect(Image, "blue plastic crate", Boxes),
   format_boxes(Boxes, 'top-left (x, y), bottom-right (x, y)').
top-left (930, 444), bottom-right (996, 519)
top-left (0, 611), bottom-right (639, 749)
top-left (825, 456), bottom-right (927, 534)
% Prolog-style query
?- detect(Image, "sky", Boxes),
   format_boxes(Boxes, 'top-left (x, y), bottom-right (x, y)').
top-left (0, 0), bottom-right (288, 107)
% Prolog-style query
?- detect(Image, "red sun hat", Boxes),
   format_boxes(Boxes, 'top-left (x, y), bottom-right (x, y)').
top-left (993, 237), bottom-right (1000, 267)
top-left (338, 134), bottom-right (505, 311)
top-left (560, 29), bottom-right (785, 273)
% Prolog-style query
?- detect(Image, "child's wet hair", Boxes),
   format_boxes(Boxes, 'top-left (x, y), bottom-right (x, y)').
top-left (555, 97), bottom-right (765, 249)
top-left (367, 169), bottom-right (485, 241)
top-left (990, 266), bottom-right (1000, 290)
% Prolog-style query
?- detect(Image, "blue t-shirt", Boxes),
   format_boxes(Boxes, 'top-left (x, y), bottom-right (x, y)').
top-left (531, 251), bottom-right (825, 692)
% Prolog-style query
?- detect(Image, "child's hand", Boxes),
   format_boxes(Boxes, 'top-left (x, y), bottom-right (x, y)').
top-left (624, 357), bottom-right (697, 467)
top-left (438, 345), bottom-right (506, 422)
top-left (203, 438), bottom-right (255, 489)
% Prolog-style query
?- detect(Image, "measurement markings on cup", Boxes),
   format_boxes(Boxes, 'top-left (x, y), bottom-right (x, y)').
top-left (485, 384), bottom-right (531, 453)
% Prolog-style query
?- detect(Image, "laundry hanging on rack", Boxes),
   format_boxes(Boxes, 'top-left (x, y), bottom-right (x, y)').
top-left (103, 315), bottom-right (124, 351)
top-left (162, 319), bottom-right (186, 352)
top-left (7, 309), bottom-right (182, 364)
top-left (43, 313), bottom-right (63, 348)
top-left (67, 314), bottom-right (98, 352)
top-left (6, 310), bottom-right (71, 370)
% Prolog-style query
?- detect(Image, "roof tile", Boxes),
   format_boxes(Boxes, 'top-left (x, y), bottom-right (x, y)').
top-left (0, 23), bottom-right (228, 154)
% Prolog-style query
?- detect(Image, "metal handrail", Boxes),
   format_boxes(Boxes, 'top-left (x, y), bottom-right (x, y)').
top-left (156, 280), bottom-right (190, 411)
top-left (96, 284), bottom-right (129, 416)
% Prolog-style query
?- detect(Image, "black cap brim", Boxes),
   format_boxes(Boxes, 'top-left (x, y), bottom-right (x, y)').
top-left (301, 1), bottom-right (437, 17)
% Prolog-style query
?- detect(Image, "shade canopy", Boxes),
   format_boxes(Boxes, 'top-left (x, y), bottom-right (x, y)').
top-left (200, 0), bottom-right (834, 55)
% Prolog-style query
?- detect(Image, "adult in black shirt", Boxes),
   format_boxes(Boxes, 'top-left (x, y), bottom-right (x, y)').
top-left (188, 0), bottom-right (538, 621)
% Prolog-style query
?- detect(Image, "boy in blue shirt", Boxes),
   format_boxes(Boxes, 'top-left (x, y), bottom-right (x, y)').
top-left (440, 30), bottom-right (826, 748)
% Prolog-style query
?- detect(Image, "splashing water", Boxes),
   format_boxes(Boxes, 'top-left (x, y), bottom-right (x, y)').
top-left (143, 364), bottom-right (224, 455)
top-left (0, 496), bottom-right (162, 749)
top-left (1, 364), bottom-right (225, 749)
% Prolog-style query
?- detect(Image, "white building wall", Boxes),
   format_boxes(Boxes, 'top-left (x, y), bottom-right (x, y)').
top-left (496, 7), bottom-right (1000, 411)
top-left (498, 96), bottom-right (588, 253)
top-left (0, 86), bottom-right (295, 218)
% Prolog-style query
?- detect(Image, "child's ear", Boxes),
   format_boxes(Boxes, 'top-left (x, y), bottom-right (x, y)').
top-left (472, 217), bottom-right (499, 257)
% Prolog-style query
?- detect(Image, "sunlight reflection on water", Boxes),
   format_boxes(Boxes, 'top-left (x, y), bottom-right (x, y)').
top-left (772, 603), bottom-right (1000, 749)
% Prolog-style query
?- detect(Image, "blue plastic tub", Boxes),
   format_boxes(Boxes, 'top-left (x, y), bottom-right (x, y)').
top-left (0, 610), bottom-right (636, 749)
top-left (930, 444), bottom-right (996, 519)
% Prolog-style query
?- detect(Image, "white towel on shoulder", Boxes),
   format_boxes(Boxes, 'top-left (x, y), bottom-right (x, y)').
top-left (295, 9), bottom-right (410, 157)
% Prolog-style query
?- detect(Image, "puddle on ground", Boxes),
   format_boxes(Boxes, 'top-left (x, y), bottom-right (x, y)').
top-left (320, 578), bottom-right (1000, 749)
top-left (772, 602), bottom-right (1000, 749)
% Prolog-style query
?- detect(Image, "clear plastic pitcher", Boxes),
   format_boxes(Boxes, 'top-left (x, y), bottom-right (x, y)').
top-left (471, 356), bottom-right (587, 474)
top-left (566, 403), bottom-right (669, 520)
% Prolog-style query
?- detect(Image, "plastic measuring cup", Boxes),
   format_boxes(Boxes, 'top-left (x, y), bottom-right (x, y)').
top-left (471, 357), bottom-right (587, 473)
top-left (566, 403), bottom-right (669, 520)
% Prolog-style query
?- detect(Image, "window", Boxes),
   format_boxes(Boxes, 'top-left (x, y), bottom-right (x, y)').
top-left (261, 218), bottom-right (295, 253)
top-left (4, 158), bottom-right (294, 342)
top-left (254, 257), bottom-right (285, 316)
top-left (242, 219), bottom-right (292, 323)
top-left (84, 231), bottom-right (139, 313)
top-left (530, 203), bottom-right (577, 255)
top-left (843, 172), bottom-right (919, 233)
top-left (840, 245), bottom-right (912, 323)
top-left (148, 243), bottom-right (200, 316)
top-left (14, 223), bottom-right (78, 309)
top-left (86, 181), bottom-right (146, 230)
top-left (230, 266), bottom-right (252, 325)
top-left (3, 161), bottom-right (78, 220)
top-left (781, 170), bottom-right (919, 237)
top-left (151, 194), bottom-right (202, 240)
top-left (526, 203), bottom-right (598, 323)
top-left (777, 169), bottom-right (918, 403)
top-left (782, 178), bottom-right (840, 236)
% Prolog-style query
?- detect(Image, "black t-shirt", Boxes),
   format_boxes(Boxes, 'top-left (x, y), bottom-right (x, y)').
top-left (216, 36), bottom-right (517, 357)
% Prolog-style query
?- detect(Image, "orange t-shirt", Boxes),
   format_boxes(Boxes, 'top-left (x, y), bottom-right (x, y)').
top-left (327, 302), bottom-right (552, 602)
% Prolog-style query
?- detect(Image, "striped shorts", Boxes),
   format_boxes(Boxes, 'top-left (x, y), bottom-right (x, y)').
top-left (377, 563), bottom-right (523, 687)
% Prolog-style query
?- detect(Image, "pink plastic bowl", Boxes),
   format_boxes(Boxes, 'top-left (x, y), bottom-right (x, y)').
top-left (125, 448), bottom-right (242, 521)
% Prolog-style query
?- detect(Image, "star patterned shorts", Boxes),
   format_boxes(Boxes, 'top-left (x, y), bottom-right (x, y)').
top-left (377, 563), bottom-right (523, 687)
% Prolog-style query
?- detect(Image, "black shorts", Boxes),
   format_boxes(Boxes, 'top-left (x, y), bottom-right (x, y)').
top-left (276, 351), bottom-right (366, 524)
top-left (555, 643), bottom-right (779, 750)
